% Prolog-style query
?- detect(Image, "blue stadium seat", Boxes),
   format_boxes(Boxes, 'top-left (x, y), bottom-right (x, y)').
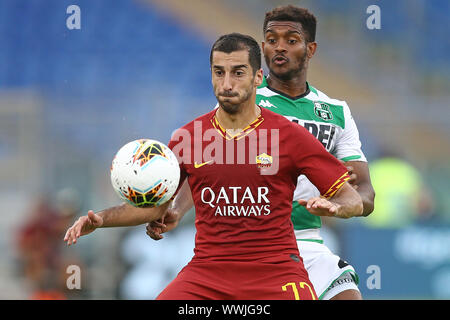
top-left (3, 0), bottom-right (445, 154)
top-left (0, 0), bottom-right (216, 153)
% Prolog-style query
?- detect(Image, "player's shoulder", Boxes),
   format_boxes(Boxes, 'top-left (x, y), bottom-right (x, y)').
top-left (261, 106), bottom-right (289, 123)
top-left (169, 109), bottom-right (215, 146)
top-left (261, 107), bottom-right (311, 135)
top-left (308, 84), bottom-right (351, 112)
top-left (176, 109), bottom-right (216, 133)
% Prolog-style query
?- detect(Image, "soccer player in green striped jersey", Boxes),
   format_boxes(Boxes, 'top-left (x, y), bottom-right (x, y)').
top-left (258, 5), bottom-right (375, 299)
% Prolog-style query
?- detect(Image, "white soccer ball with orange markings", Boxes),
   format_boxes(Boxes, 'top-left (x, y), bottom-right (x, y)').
top-left (110, 139), bottom-right (180, 207)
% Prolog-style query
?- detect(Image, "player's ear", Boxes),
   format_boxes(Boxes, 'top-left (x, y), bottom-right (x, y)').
top-left (261, 41), bottom-right (265, 52)
top-left (254, 68), bottom-right (264, 87)
top-left (307, 42), bottom-right (317, 59)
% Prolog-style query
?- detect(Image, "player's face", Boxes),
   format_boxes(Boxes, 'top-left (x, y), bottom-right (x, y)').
top-left (262, 21), bottom-right (316, 80)
top-left (211, 50), bottom-right (262, 114)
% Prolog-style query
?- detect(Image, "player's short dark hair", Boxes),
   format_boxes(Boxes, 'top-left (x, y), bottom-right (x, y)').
top-left (210, 33), bottom-right (261, 75)
top-left (263, 5), bottom-right (317, 42)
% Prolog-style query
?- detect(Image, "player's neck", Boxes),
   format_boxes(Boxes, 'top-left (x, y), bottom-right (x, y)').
top-left (267, 72), bottom-right (308, 98)
top-left (215, 102), bottom-right (261, 132)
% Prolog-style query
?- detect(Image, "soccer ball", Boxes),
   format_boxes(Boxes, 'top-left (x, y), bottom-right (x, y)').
top-left (110, 139), bottom-right (180, 207)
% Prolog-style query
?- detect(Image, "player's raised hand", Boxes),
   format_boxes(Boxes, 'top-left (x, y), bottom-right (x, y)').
top-left (146, 208), bottom-right (179, 240)
top-left (298, 197), bottom-right (340, 217)
top-left (64, 210), bottom-right (103, 246)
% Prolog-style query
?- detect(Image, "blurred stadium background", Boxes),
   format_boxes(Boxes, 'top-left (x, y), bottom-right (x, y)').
top-left (0, 0), bottom-right (449, 299)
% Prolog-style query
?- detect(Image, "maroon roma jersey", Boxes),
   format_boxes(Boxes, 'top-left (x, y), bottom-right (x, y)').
top-left (168, 107), bottom-right (349, 262)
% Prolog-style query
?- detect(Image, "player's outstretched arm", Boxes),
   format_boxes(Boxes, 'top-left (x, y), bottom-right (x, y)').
top-left (146, 180), bottom-right (194, 240)
top-left (64, 201), bottom-right (171, 246)
top-left (298, 182), bottom-right (363, 219)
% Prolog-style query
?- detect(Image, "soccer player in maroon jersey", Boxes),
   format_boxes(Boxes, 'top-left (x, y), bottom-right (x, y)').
top-left (64, 33), bottom-right (363, 300)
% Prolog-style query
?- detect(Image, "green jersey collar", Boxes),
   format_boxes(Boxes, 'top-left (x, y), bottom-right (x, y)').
top-left (259, 76), bottom-right (312, 101)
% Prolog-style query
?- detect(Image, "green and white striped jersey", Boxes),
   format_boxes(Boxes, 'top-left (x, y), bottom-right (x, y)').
top-left (256, 77), bottom-right (367, 239)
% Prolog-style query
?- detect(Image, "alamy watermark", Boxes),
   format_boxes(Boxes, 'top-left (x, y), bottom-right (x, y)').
top-left (66, 264), bottom-right (81, 290)
top-left (171, 121), bottom-right (280, 175)
top-left (66, 5), bottom-right (81, 30)
top-left (366, 264), bottom-right (381, 290)
top-left (366, 5), bottom-right (381, 30)
top-left (65, 5), bottom-right (381, 34)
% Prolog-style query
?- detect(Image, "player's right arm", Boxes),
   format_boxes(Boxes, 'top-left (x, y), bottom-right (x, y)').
top-left (333, 102), bottom-right (375, 216)
top-left (342, 160), bottom-right (375, 216)
top-left (64, 200), bottom-right (171, 246)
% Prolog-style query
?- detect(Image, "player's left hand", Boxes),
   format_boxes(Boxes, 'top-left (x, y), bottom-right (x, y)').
top-left (298, 197), bottom-right (340, 217)
top-left (146, 208), bottom-right (179, 240)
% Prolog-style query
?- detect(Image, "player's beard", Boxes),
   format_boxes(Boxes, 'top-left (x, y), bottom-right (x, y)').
top-left (266, 50), bottom-right (307, 81)
top-left (217, 86), bottom-right (253, 115)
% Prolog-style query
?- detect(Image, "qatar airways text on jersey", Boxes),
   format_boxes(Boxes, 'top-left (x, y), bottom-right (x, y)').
top-left (201, 186), bottom-right (271, 217)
